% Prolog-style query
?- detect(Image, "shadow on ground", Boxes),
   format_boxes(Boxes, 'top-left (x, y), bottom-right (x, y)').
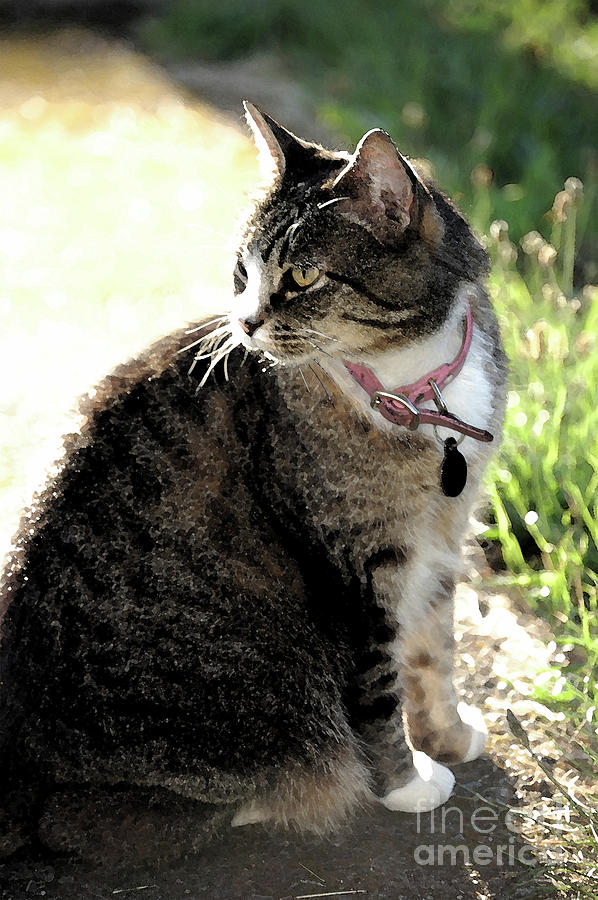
top-left (0, 759), bottom-right (542, 900)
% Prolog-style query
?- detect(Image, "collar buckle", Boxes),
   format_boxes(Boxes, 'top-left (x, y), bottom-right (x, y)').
top-left (370, 390), bottom-right (421, 430)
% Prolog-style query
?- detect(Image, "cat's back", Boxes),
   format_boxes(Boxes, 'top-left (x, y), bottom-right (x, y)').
top-left (1, 324), bottom-right (305, 666)
top-left (0, 325), bottom-right (352, 788)
top-left (3, 324), bottom-right (274, 590)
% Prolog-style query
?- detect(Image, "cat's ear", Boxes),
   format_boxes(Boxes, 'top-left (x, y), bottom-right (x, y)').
top-left (243, 101), bottom-right (314, 179)
top-left (331, 129), bottom-right (420, 244)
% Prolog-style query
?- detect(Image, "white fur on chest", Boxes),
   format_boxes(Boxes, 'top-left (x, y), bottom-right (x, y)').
top-left (320, 287), bottom-right (494, 457)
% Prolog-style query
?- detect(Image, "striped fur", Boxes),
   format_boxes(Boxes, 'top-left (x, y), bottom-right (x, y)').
top-left (0, 109), bottom-right (506, 860)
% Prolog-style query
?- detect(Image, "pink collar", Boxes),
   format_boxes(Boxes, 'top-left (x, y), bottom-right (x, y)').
top-left (343, 305), bottom-right (493, 442)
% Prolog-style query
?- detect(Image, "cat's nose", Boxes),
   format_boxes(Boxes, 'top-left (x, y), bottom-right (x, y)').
top-left (238, 317), bottom-right (264, 337)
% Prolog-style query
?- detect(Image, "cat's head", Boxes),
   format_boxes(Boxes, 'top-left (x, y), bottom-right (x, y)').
top-left (230, 102), bottom-right (487, 365)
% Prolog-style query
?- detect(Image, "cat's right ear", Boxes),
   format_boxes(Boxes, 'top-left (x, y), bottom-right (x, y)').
top-left (243, 101), bottom-right (313, 180)
top-left (329, 129), bottom-right (445, 248)
top-left (329, 129), bottom-right (417, 245)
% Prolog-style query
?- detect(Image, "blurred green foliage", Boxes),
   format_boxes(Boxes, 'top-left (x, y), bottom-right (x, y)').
top-left (141, 1), bottom-right (598, 744)
top-left (141, 0), bottom-right (598, 266)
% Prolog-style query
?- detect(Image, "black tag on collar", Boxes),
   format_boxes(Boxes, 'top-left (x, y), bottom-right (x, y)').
top-left (440, 437), bottom-right (468, 497)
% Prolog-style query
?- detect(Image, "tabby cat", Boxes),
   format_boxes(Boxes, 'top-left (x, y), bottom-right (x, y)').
top-left (0, 103), bottom-right (506, 862)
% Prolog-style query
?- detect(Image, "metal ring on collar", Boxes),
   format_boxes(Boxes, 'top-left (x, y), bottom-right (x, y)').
top-left (433, 424), bottom-right (466, 446)
top-left (428, 378), bottom-right (448, 414)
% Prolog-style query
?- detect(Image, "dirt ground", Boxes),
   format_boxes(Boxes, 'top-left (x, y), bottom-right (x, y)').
top-left (0, 580), bottom-right (562, 899)
top-left (0, 27), bottom-right (568, 900)
top-left (0, 755), bottom-right (540, 900)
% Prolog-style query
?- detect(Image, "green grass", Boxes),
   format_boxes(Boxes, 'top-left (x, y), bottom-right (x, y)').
top-left (471, 176), bottom-right (598, 896)
top-left (140, 5), bottom-right (598, 886)
top-left (478, 183), bottom-right (598, 893)
top-left (484, 185), bottom-right (598, 741)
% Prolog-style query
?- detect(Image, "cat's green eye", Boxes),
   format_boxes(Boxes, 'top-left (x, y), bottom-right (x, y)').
top-left (291, 266), bottom-right (320, 288)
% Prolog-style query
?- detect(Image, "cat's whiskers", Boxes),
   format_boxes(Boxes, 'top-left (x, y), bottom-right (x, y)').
top-left (303, 339), bottom-right (334, 360)
top-left (319, 335), bottom-right (367, 356)
top-left (300, 328), bottom-right (341, 344)
top-left (188, 331), bottom-right (233, 377)
top-left (293, 327), bottom-right (366, 357)
top-left (191, 347), bottom-right (226, 364)
top-left (179, 324), bottom-right (231, 355)
top-left (270, 325), bottom-right (360, 359)
top-left (196, 335), bottom-right (239, 389)
top-left (307, 363), bottom-right (334, 408)
top-left (222, 339), bottom-right (242, 383)
top-left (298, 366), bottom-right (311, 395)
top-left (192, 332), bottom-right (233, 359)
top-left (188, 346), bottom-right (226, 374)
top-left (316, 196), bottom-right (350, 211)
top-left (203, 331), bottom-right (234, 358)
top-left (184, 316), bottom-right (228, 336)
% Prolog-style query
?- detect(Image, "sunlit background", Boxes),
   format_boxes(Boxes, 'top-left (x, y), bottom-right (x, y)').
top-left (0, 28), bottom-right (259, 553)
top-left (1, 1), bottom-right (598, 889)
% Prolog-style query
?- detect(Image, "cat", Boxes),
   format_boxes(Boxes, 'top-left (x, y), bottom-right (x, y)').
top-left (0, 102), bottom-right (506, 863)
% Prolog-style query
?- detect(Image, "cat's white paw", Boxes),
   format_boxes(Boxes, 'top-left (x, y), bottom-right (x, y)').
top-left (381, 751), bottom-right (455, 812)
top-left (456, 701), bottom-right (487, 763)
top-left (231, 801), bottom-right (271, 827)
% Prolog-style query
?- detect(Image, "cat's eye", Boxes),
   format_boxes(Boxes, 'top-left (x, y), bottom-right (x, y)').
top-left (291, 266), bottom-right (320, 288)
top-left (233, 259), bottom-right (248, 293)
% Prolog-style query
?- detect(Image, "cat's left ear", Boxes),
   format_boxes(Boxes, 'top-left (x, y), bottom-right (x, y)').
top-left (331, 129), bottom-right (439, 246)
top-left (243, 101), bottom-right (315, 180)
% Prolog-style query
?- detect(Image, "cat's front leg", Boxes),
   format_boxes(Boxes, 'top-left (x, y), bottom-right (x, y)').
top-left (396, 548), bottom-right (487, 765)
top-left (349, 658), bottom-right (457, 814)
top-left (348, 553), bottom-right (455, 812)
